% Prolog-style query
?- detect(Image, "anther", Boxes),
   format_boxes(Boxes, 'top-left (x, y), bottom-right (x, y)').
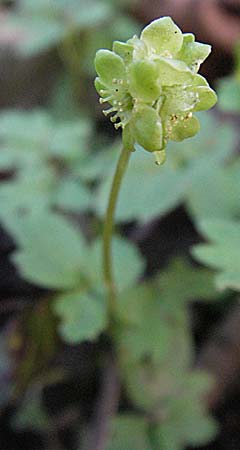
top-left (114, 122), bottom-right (123, 130)
top-left (103, 107), bottom-right (117, 116)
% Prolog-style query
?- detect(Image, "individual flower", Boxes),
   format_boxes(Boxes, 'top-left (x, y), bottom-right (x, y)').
top-left (94, 16), bottom-right (217, 164)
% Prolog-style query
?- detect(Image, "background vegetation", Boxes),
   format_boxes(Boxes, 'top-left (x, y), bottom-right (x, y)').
top-left (0, 1), bottom-right (239, 450)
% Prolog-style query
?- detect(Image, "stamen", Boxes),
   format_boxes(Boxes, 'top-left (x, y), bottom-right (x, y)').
top-left (114, 122), bottom-right (123, 130)
top-left (110, 114), bottom-right (119, 123)
top-left (99, 95), bottom-right (113, 104)
top-left (103, 107), bottom-right (117, 116)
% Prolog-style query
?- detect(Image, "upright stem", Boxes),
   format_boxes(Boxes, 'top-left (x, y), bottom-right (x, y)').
top-left (103, 146), bottom-right (131, 320)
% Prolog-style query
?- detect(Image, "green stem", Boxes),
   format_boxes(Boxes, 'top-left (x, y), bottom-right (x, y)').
top-left (103, 146), bottom-right (131, 320)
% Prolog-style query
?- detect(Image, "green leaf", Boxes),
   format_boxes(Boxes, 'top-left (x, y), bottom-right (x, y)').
top-left (107, 415), bottom-right (151, 450)
top-left (116, 260), bottom-right (212, 366)
top-left (186, 160), bottom-right (240, 222)
top-left (154, 371), bottom-right (217, 449)
top-left (84, 237), bottom-right (144, 293)
top-left (5, 0), bottom-right (113, 56)
top-left (157, 257), bottom-right (217, 306)
top-left (218, 76), bottom-right (240, 112)
top-left (0, 168), bottom-right (56, 217)
top-left (10, 212), bottom-right (87, 290)
top-left (10, 17), bottom-right (65, 55)
top-left (140, 16), bottom-right (183, 56)
top-left (54, 290), bottom-right (106, 344)
top-left (192, 218), bottom-right (240, 291)
top-left (54, 179), bottom-right (93, 212)
top-left (0, 109), bottom-right (92, 218)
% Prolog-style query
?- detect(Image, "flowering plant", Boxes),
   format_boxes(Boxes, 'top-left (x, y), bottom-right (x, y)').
top-left (95, 16), bottom-right (217, 164)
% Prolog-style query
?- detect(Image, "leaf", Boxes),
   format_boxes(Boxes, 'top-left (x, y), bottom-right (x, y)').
top-left (116, 257), bottom-right (217, 367)
top-left (54, 179), bottom-right (93, 212)
top-left (218, 76), bottom-right (240, 112)
top-left (154, 371), bottom-right (218, 449)
top-left (10, 212), bottom-right (87, 290)
top-left (96, 114), bottom-right (236, 222)
top-left (0, 110), bottom-right (93, 217)
top-left (0, 168), bottom-right (57, 218)
top-left (106, 415), bottom-right (151, 450)
top-left (157, 257), bottom-right (217, 306)
top-left (186, 160), bottom-right (240, 223)
top-left (116, 287), bottom-right (189, 369)
top-left (9, 16), bottom-right (65, 55)
top-left (84, 237), bottom-right (144, 293)
top-left (54, 290), bottom-right (106, 344)
top-left (192, 218), bottom-right (240, 291)
top-left (0, 110), bottom-right (92, 168)
top-left (5, 0), bottom-right (113, 56)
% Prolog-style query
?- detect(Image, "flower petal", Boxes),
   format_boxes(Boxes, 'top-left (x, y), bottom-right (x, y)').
top-left (190, 86), bottom-right (217, 111)
top-left (161, 87), bottom-right (197, 118)
top-left (193, 74), bottom-right (210, 87)
top-left (112, 41), bottom-right (133, 64)
top-left (168, 115), bottom-right (200, 141)
top-left (156, 57), bottom-right (193, 86)
top-left (178, 33), bottom-right (211, 72)
top-left (132, 105), bottom-right (163, 152)
top-left (141, 17), bottom-right (183, 56)
top-left (95, 49), bottom-right (126, 87)
top-left (128, 60), bottom-right (161, 103)
top-left (94, 77), bottom-right (106, 95)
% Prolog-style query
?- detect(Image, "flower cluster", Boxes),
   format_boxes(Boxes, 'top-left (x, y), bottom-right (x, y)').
top-left (94, 17), bottom-right (217, 164)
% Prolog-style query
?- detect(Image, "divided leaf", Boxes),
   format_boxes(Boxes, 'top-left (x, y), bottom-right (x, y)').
top-left (11, 212), bottom-right (87, 290)
top-left (193, 218), bottom-right (240, 291)
top-left (54, 290), bottom-right (106, 344)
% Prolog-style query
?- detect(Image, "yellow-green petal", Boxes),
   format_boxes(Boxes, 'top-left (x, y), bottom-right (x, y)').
top-left (169, 115), bottom-right (200, 141)
top-left (178, 33), bottom-right (211, 72)
top-left (128, 60), bottom-right (161, 103)
top-left (112, 41), bottom-right (133, 64)
top-left (156, 57), bottom-right (193, 86)
top-left (141, 16), bottom-right (183, 56)
top-left (191, 86), bottom-right (218, 111)
top-left (132, 105), bottom-right (163, 152)
top-left (95, 49), bottom-right (126, 87)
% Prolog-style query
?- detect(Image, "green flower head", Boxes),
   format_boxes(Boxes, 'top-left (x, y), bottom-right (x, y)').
top-left (94, 17), bottom-right (217, 164)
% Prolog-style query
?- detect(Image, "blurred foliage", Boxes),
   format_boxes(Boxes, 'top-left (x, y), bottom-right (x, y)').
top-left (0, 1), bottom-right (239, 450)
top-left (193, 219), bottom-right (240, 292)
top-left (218, 41), bottom-right (240, 113)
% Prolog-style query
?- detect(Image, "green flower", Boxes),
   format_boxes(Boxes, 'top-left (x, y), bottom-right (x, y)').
top-left (94, 16), bottom-right (217, 164)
